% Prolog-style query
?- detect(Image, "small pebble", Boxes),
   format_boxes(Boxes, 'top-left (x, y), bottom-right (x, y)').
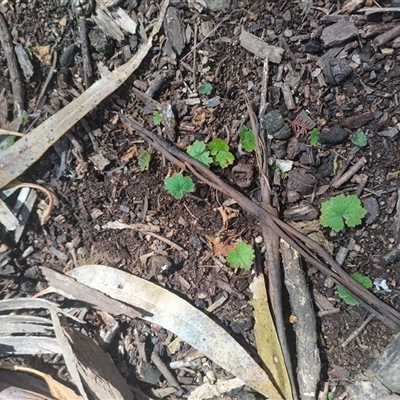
top-left (320, 125), bottom-right (348, 144)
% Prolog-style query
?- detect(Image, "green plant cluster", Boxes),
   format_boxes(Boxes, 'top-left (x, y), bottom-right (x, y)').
top-left (187, 138), bottom-right (235, 169)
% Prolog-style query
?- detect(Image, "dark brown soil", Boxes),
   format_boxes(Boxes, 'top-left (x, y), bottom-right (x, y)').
top-left (2, 0), bottom-right (400, 399)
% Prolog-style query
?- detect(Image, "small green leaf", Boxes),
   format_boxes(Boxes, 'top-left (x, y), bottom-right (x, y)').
top-left (153, 110), bottom-right (163, 126)
top-left (164, 173), bottom-right (195, 200)
top-left (206, 138), bottom-right (235, 168)
top-left (21, 110), bottom-right (29, 125)
top-left (207, 138), bottom-right (229, 155)
top-left (187, 140), bottom-right (212, 167)
top-left (214, 150), bottom-right (235, 168)
top-left (337, 272), bottom-right (372, 306)
top-left (198, 82), bottom-right (213, 96)
top-left (320, 194), bottom-right (367, 232)
top-left (226, 242), bottom-right (255, 270)
top-left (239, 126), bottom-right (256, 152)
top-left (352, 131), bottom-right (367, 147)
top-left (309, 128), bottom-right (320, 147)
top-left (138, 149), bottom-right (151, 171)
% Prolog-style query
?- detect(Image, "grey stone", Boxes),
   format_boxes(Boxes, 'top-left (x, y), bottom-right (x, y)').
top-left (263, 110), bottom-right (292, 140)
top-left (320, 125), bottom-right (349, 144)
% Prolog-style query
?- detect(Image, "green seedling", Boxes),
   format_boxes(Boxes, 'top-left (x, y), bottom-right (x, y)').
top-left (226, 242), bottom-right (255, 270)
top-left (164, 173), bottom-right (195, 200)
top-left (138, 149), bottom-right (151, 171)
top-left (239, 125), bottom-right (256, 152)
top-left (21, 110), bottom-right (29, 125)
top-left (309, 128), bottom-right (320, 147)
top-left (186, 140), bottom-right (213, 168)
top-left (320, 194), bottom-right (367, 232)
top-left (153, 110), bottom-right (163, 126)
top-left (198, 82), bottom-right (213, 96)
top-left (207, 138), bottom-right (235, 168)
top-left (351, 131), bottom-right (367, 147)
top-left (337, 272), bottom-right (372, 306)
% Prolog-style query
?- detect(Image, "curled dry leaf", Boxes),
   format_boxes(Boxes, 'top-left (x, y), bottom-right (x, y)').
top-left (68, 265), bottom-right (283, 400)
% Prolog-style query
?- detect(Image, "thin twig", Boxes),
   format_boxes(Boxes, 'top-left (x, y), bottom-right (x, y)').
top-left (36, 50), bottom-right (58, 109)
top-left (332, 157), bottom-right (367, 188)
top-left (341, 314), bottom-right (374, 348)
top-left (0, 128), bottom-right (24, 137)
top-left (0, 12), bottom-right (24, 119)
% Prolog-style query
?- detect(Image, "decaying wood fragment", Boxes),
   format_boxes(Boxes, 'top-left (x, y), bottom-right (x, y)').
top-left (281, 240), bottom-right (321, 400)
top-left (0, 12), bottom-right (24, 119)
top-left (240, 29), bottom-right (284, 63)
top-left (320, 19), bottom-right (358, 47)
top-left (373, 25), bottom-right (400, 48)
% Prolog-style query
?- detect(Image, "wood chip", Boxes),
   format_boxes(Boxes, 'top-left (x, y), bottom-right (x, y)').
top-left (239, 29), bottom-right (284, 63)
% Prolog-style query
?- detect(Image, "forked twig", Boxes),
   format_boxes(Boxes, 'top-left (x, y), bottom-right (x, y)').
top-left (119, 114), bottom-right (400, 332)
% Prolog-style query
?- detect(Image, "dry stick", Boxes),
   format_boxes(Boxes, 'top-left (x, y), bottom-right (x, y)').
top-left (255, 61), bottom-right (320, 397)
top-left (332, 156), bottom-right (367, 189)
top-left (281, 240), bottom-right (321, 400)
top-left (247, 94), bottom-right (298, 400)
top-left (119, 115), bottom-right (400, 332)
top-left (0, 12), bottom-right (24, 118)
top-left (341, 313), bottom-right (374, 348)
top-left (373, 25), bottom-right (400, 47)
top-left (36, 50), bottom-right (58, 110)
top-left (77, 16), bottom-right (93, 88)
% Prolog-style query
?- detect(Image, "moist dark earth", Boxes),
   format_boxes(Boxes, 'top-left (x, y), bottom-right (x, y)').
top-left (1, 0), bottom-right (400, 398)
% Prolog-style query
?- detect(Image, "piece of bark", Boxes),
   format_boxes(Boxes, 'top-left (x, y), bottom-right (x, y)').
top-left (63, 322), bottom-right (135, 400)
top-left (0, 12), bottom-right (24, 119)
top-left (316, 46), bottom-right (343, 69)
top-left (320, 19), bottom-right (358, 47)
top-left (373, 25), bottom-right (400, 47)
top-left (90, 6), bottom-right (124, 41)
top-left (164, 7), bottom-right (185, 56)
top-left (347, 332), bottom-right (400, 399)
top-left (342, 112), bottom-right (374, 129)
top-left (281, 240), bottom-right (321, 400)
top-left (77, 17), bottom-right (93, 88)
top-left (338, 0), bottom-right (366, 14)
top-left (361, 22), bottom-right (399, 39)
top-left (240, 29), bottom-right (284, 63)
top-left (323, 58), bottom-right (352, 86)
top-left (283, 203), bottom-right (319, 221)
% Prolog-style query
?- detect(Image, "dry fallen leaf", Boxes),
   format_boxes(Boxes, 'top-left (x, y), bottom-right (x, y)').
top-left (249, 275), bottom-right (292, 400)
top-left (205, 235), bottom-right (236, 257)
top-left (68, 265), bottom-right (283, 400)
top-left (0, 361), bottom-right (82, 400)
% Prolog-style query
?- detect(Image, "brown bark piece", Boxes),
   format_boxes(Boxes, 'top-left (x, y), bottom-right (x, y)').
top-left (281, 241), bottom-right (321, 400)
top-left (320, 19), bottom-right (358, 47)
top-left (164, 7), bottom-right (185, 56)
top-left (342, 112), bottom-right (374, 129)
top-left (373, 25), bottom-right (400, 48)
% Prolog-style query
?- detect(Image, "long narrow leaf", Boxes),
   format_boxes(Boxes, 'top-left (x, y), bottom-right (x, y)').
top-left (68, 265), bottom-right (283, 400)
